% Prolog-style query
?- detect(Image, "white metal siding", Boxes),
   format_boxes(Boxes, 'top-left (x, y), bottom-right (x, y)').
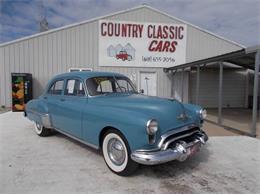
top-left (189, 68), bottom-right (247, 108)
top-left (186, 26), bottom-right (241, 63)
top-left (0, 6), bottom-right (243, 107)
top-left (0, 47), bottom-right (5, 106)
top-left (172, 71), bottom-right (189, 103)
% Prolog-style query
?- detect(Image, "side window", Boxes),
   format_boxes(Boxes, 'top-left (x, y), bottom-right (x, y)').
top-left (48, 83), bottom-right (55, 94)
top-left (97, 80), bottom-right (113, 93)
top-left (48, 80), bottom-right (64, 95)
top-left (65, 79), bottom-right (85, 96)
top-left (116, 79), bottom-right (131, 92)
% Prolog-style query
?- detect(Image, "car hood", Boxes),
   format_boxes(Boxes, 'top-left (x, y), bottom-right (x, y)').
top-left (89, 93), bottom-right (198, 133)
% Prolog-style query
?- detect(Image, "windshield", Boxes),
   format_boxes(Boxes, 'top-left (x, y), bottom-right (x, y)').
top-left (86, 76), bottom-right (137, 96)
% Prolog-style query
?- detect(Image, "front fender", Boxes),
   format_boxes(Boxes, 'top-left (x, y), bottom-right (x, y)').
top-left (183, 103), bottom-right (203, 126)
top-left (82, 104), bottom-right (152, 152)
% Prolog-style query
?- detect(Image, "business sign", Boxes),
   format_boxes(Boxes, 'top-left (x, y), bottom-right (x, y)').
top-left (99, 20), bottom-right (187, 67)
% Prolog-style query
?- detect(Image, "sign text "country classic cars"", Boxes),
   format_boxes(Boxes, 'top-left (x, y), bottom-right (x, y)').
top-left (100, 21), bottom-right (185, 53)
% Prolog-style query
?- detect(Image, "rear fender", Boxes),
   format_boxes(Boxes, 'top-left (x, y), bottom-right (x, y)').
top-left (25, 98), bottom-right (51, 128)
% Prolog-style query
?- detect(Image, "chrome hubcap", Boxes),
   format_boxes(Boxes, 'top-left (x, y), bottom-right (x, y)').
top-left (36, 123), bottom-right (41, 130)
top-left (107, 138), bottom-right (126, 166)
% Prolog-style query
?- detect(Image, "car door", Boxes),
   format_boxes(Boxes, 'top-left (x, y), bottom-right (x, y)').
top-left (44, 79), bottom-right (66, 130)
top-left (57, 78), bottom-right (87, 138)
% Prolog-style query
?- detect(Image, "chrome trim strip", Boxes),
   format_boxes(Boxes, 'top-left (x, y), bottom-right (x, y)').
top-left (135, 147), bottom-right (161, 152)
top-left (53, 128), bottom-right (99, 150)
top-left (158, 123), bottom-right (198, 148)
top-left (26, 108), bottom-right (46, 116)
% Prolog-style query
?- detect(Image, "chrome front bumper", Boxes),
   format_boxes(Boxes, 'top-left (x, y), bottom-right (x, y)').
top-left (131, 130), bottom-right (208, 165)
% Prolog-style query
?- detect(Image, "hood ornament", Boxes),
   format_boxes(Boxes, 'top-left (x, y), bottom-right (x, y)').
top-left (177, 113), bottom-right (188, 121)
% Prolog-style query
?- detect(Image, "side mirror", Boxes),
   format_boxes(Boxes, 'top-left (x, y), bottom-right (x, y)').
top-left (139, 89), bottom-right (144, 94)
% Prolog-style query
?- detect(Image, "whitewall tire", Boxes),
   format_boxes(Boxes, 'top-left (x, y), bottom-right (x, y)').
top-left (102, 129), bottom-right (138, 176)
top-left (34, 122), bottom-right (52, 137)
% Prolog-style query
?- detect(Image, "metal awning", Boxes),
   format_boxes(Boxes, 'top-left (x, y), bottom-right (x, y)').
top-left (164, 45), bottom-right (260, 72)
top-left (165, 45), bottom-right (260, 137)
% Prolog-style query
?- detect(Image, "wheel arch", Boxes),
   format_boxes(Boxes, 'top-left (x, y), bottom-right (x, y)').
top-left (99, 126), bottom-right (126, 149)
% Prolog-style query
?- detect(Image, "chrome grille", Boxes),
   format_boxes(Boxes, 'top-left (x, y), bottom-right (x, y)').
top-left (158, 125), bottom-right (201, 150)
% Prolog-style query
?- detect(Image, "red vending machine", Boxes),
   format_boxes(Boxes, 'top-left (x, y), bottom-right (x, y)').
top-left (11, 73), bottom-right (33, 112)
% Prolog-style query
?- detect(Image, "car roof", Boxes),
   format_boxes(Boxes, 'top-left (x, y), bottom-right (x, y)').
top-left (52, 71), bottom-right (126, 80)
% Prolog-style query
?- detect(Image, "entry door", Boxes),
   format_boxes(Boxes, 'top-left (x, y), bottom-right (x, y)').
top-left (140, 72), bottom-right (157, 96)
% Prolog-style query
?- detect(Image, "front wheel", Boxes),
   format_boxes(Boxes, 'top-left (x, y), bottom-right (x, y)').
top-left (102, 129), bottom-right (138, 176)
top-left (34, 122), bottom-right (52, 137)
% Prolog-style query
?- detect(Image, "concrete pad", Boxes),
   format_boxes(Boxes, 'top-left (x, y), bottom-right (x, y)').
top-left (207, 108), bottom-right (260, 137)
top-left (0, 107), bottom-right (10, 114)
top-left (0, 112), bottom-right (259, 193)
top-left (203, 121), bottom-right (238, 137)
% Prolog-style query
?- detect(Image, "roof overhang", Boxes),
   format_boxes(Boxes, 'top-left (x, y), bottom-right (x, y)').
top-left (164, 45), bottom-right (260, 72)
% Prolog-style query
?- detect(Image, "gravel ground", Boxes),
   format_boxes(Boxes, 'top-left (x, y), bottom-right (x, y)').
top-left (0, 112), bottom-right (259, 193)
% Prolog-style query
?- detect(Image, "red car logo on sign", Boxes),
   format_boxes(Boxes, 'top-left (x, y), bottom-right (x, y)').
top-left (116, 51), bottom-right (132, 61)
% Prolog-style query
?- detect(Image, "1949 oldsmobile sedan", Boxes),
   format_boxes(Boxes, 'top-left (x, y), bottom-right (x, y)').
top-left (25, 71), bottom-right (208, 176)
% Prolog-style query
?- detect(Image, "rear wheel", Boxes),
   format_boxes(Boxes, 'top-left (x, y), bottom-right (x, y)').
top-left (34, 122), bottom-right (52, 137)
top-left (102, 129), bottom-right (138, 176)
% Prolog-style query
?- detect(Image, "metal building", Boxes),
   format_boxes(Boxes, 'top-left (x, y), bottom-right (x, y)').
top-left (0, 5), bottom-right (258, 119)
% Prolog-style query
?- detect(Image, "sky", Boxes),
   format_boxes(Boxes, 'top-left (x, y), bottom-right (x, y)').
top-left (0, 0), bottom-right (259, 46)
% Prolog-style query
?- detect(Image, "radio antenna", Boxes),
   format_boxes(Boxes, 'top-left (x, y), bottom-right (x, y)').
top-left (39, 0), bottom-right (49, 32)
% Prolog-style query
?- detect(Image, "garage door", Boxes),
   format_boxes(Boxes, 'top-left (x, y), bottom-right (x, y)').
top-left (190, 68), bottom-right (247, 108)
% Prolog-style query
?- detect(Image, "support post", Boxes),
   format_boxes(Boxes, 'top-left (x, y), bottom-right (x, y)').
top-left (251, 50), bottom-right (260, 136)
top-left (181, 68), bottom-right (184, 102)
top-left (195, 65), bottom-right (200, 104)
top-left (171, 70), bottom-right (174, 98)
top-left (218, 62), bottom-right (223, 125)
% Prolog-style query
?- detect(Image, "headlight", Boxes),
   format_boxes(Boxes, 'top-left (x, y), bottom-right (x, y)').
top-left (200, 109), bottom-right (207, 119)
top-left (146, 119), bottom-right (158, 135)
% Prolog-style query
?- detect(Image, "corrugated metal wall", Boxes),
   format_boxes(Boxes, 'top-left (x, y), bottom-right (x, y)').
top-left (172, 71), bottom-right (189, 103)
top-left (186, 27), bottom-right (241, 63)
top-left (189, 68), bottom-right (247, 108)
top-left (0, 6), bottom-right (243, 107)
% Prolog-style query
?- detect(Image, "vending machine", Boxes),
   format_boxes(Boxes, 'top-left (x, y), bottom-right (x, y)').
top-left (11, 73), bottom-right (33, 112)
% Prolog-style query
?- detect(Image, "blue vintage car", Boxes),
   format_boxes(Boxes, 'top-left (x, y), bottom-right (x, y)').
top-left (25, 71), bottom-right (208, 176)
